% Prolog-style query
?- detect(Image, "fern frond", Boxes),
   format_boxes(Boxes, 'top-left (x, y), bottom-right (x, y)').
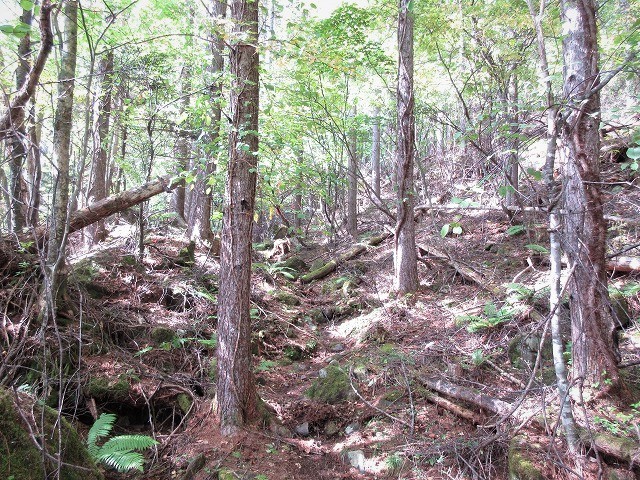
top-left (87, 413), bottom-right (116, 456)
top-left (100, 434), bottom-right (158, 453)
top-left (96, 450), bottom-right (145, 473)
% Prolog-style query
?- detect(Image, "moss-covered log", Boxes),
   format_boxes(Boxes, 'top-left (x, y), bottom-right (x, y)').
top-left (300, 234), bottom-right (390, 284)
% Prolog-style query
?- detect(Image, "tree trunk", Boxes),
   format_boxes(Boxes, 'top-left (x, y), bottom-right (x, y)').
top-left (7, 5), bottom-right (33, 232)
top-left (346, 107), bottom-right (358, 239)
top-left (527, 0), bottom-right (579, 452)
top-left (560, 0), bottom-right (623, 397)
top-left (293, 150), bottom-right (303, 231)
top-left (216, 0), bottom-right (260, 435)
top-left (173, 65), bottom-right (190, 224)
top-left (394, 0), bottom-right (419, 295)
top-left (0, 1), bottom-right (53, 142)
top-left (371, 107), bottom-right (381, 200)
top-left (188, 0), bottom-right (226, 242)
top-left (45, 0), bottom-right (78, 316)
top-left (87, 50), bottom-right (113, 244)
top-left (27, 108), bottom-right (42, 227)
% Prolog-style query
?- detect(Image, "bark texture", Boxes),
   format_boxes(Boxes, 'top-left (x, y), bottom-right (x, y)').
top-left (560, 0), bottom-right (622, 396)
top-left (0, 1), bottom-right (53, 141)
top-left (7, 5), bottom-right (33, 232)
top-left (187, 0), bottom-right (226, 242)
top-left (346, 107), bottom-right (358, 239)
top-left (46, 0), bottom-right (78, 312)
top-left (394, 0), bottom-right (419, 294)
top-left (87, 51), bottom-right (114, 244)
top-left (216, 0), bottom-right (260, 435)
top-left (371, 107), bottom-right (381, 199)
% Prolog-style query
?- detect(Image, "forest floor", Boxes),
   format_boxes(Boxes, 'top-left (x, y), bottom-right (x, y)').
top-left (33, 162), bottom-right (640, 479)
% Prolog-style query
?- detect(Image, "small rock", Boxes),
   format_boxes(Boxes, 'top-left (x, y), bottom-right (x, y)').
top-left (318, 368), bottom-right (328, 378)
top-left (346, 450), bottom-right (366, 472)
top-left (330, 343), bottom-right (345, 352)
top-left (344, 422), bottom-right (360, 435)
top-left (295, 422), bottom-right (310, 436)
top-left (324, 420), bottom-right (340, 436)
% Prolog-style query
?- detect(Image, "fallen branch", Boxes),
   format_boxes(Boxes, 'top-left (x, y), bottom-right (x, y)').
top-left (420, 376), bottom-right (514, 418)
top-left (605, 256), bottom-right (640, 273)
top-left (424, 391), bottom-right (485, 425)
top-left (300, 233), bottom-right (390, 283)
top-left (417, 243), bottom-right (500, 294)
top-left (35, 175), bottom-right (182, 238)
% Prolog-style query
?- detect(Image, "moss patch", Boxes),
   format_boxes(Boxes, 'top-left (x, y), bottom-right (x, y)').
top-left (508, 436), bottom-right (543, 480)
top-left (306, 364), bottom-right (353, 404)
top-left (0, 388), bottom-right (102, 480)
top-left (85, 376), bottom-right (130, 402)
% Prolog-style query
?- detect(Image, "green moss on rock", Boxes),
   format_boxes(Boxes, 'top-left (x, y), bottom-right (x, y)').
top-left (0, 388), bottom-right (102, 480)
top-left (85, 376), bottom-right (130, 402)
top-left (273, 291), bottom-right (301, 306)
top-left (306, 364), bottom-right (353, 404)
top-left (508, 436), bottom-right (543, 480)
top-left (151, 326), bottom-right (177, 344)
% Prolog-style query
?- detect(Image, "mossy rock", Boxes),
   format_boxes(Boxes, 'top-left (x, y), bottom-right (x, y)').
top-left (306, 364), bottom-right (353, 404)
top-left (177, 393), bottom-right (193, 414)
top-left (610, 292), bottom-right (631, 328)
top-left (253, 241), bottom-right (274, 251)
top-left (275, 255), bottom-right (308, 273)
top-left (177, 241), bottom-right (196, 267)
top-left (217, 468), bottom-right (240, 480)
top-left (273, 290), bottom-right (301, 306)
top-left (151, 326), bottom-right (177, 344)
top-left (0, 388), bottom-right (103, 480)
top-left (508, 436), bottom-right (543, 480)
top-left (85, 376), bottom-right (130, 403)
top-left (70, 258), bottom-right (101, 284)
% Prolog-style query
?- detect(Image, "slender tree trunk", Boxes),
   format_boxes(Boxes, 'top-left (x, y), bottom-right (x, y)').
top-left (7, 5), bottom-right (33, 232)
top-left (526, 0), bottom-right (579, 452)
top-left (371, 107), bottom-right (381, 199)
top-left (293, 150), bottom-right (303, 231)
top-left (560, 0), bottom-right (623, 397)
top-left (173, 65), bottom-right (190, 224)
top-left (394, 0), bottom-right (419, 295)
top-left (216, 0), bottom-right (260, 435)
top-left (87, 50), bottom-right (113, 244)
top-left (188, 0), bottom-right (226, 242)
top-left (46, 0), bottom-right (78, 314)
top-left (346, 107), bottom-right (358, 239)
top-left (27, 108), bottom-right (42, 227)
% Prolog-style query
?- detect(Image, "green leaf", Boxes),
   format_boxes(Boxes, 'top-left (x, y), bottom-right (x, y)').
top-left (20, 0), bottom-right (34, 11)
top-left (440, 224), bottom-right (450, 238)
top-left (0, 25), bottom-right (14, 34)
top-left (452, 225), bottom-right (463, 235)
top-left (526, 168), bottom-right (543, 181)
top-left (525, 244), bottom-right (549, 254)
top-left (506, 225), bottom-right (525, 236)
top-left (134, 346), bottom-right (153, 357)
top-left (627, 147), bottom-right (640, 160)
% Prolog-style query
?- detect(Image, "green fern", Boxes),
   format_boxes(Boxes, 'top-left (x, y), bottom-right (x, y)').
top-left (87, 413), bottom-right (157, 473)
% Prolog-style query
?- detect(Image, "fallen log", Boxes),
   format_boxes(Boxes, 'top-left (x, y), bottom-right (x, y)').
top-left (606, 256), bottom-right (640, 273)
top-left (34, 175), bottom-right (182, 238)
top-left (417, 243), bottom-right (500, 294)
top-left (300, 233), bottom-right (390, 284)
top-left (421, 375), bottom-right (640, 466)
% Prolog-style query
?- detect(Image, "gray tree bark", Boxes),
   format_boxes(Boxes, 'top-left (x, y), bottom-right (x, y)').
top-left (7, 5), bottom-right (33, 232)
top-left (346, 106), bottom-right (358, 239)
top-left (87, 50), bottom-right (113, 244)
top-left (216, 0), bottom-right (260, 435)
top-left (187, 0), bottom-right (226, 242)
top-left (394, 0), bottom-right (419, 295)
top-left (371, 107), bottom-right (381, 199)
top-left (45, 0), bottom-right (78, 314)
top-left (560, 0), bottom-right (624, 397)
